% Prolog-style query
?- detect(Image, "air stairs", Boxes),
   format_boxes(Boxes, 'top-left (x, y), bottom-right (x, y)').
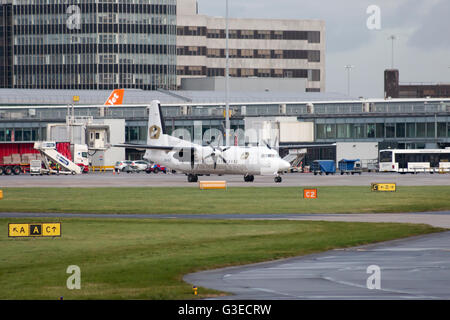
top-left (283, 149), bottom-right (307, 172)
top-left (34, 141), bottom-right (82, 174)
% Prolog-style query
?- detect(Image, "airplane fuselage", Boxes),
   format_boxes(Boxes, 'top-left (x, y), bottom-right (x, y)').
top-left (144, 144), bottom-right (289, 176)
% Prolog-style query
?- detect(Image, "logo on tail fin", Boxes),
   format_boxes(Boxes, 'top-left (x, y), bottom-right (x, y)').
top-left (149, 125), bottom-right (161, 140)
top-left (105, 89), bottom-right (125, 106)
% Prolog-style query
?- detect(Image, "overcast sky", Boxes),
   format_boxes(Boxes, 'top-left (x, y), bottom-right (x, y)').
top-left (196, 0), bottom-right (450, 98)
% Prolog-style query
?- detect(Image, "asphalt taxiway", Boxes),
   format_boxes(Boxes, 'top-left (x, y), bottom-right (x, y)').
top-left (184, 231), bottom-right (450, 300)
top-left (1, 212), bottom-right (450, 228)
top-left (1, 171), bottom-right (450, 187)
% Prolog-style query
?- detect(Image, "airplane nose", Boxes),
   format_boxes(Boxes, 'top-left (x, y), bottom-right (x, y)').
top-left (279, 159), bottom-right (291, 171)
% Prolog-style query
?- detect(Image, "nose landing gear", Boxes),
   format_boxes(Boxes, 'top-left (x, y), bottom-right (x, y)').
top-left (244, 174), bottom-right (254, 182)
top-left (274, 175), bottom-right (282, 183)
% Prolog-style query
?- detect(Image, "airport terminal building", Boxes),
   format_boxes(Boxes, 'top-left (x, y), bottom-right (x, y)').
top-left (0, 89), bottom-right (449, 166)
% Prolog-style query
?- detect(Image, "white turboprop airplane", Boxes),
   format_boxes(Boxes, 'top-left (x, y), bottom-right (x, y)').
top-left (115, 100), bottom-right (291, 183)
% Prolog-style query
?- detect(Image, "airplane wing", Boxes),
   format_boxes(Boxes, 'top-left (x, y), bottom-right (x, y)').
top-left (280, 143), bottom-right (337, 149)
top-left (113, 143), bottom-right (175, 151)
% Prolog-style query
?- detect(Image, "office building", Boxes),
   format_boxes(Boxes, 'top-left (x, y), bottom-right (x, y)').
top-left (176, 0), bottom-right (325, 92)
top-left (0, 0), bottom-right (177, 90)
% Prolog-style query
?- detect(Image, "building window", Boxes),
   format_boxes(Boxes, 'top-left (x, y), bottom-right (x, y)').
top-left (273, 69), bottom-right (283, 77)
top-left (207, 48), bottom-right (221, 58)
top-left (241, 49), bottom-right (254, 58)
top-left (241, 69), bottom-right (254, 77)
top-left (207, 29), bottom-right (221, 38)
top-left (396, 123), bottom-right (405, 138)
top-left (316, 124), bottom-right (325, 139)
top-left (257, 69), bottom-right (271, 77)
top-left (367, 124), bottom-right (375, 138)
top-left (229, 68), bottom-right (238, 76)
top-left (188, 66), bottom-right (203, 76)
top-left (229, 49), bottom-right (238, 58)
top-left (5, 129), bottom-right (12, 141)
top-left (337, 124), bottom-right (351, 139)
top-left (416, 123), bottom-right (426, 137)
top-left (326, 124), bottom-right (336, 139)
top-left (256, 30), bottom-right (271, 39)
top-left (353, 124), bottom-right (366, 139)
top-left (284, 70), bottom-right (293, 78)
top-left (256, 50), bottom-right (270, 59)
top-left (273, 31), bottom-right (283, 39)
top-left (240, 30), bottom-right (254, 39)
top-left (437, 122), bottom-right (447, 138)
top-left (427, 123), bottom-right (435, 138)
top-left (386, 124), bottom-right (395, 138)
top-left (406, 123), bottom-right (415, 138)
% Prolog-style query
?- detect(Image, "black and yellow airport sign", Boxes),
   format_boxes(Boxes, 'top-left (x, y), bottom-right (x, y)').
top-left (371, 183), bottom-right (396, 192)
top-left (8, 223), bottom-right (61, 238)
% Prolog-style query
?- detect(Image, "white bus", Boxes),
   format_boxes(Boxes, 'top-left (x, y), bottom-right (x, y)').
top-left (379, 149), bottom-right (450, 173)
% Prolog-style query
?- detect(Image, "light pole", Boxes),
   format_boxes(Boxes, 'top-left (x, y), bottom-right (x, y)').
top-left (388, 35), bottom-right (396, 69)
top-left (344, 65), bottom-right (354, 96)
top-left (225, 0), bottom-right (231, 147)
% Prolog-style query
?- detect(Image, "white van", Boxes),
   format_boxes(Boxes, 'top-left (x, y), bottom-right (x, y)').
top-left (30, 160), bottom-right (44, 175)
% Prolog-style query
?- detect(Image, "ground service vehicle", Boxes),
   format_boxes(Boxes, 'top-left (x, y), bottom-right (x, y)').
top-left (338, 159), bottom-right (362, 175)
top-left (379, 149), bottom-right (450, 173)
top-left (29, 160), bottom-right (44, 175)
top-left (311, 160), bottom-right (336, 175)
top-left (146, 164), bottom-right (167, 174)
top-left (0, 142), bottom-right (71, 175)
top-left (34, 142), bottom-right (88, 175)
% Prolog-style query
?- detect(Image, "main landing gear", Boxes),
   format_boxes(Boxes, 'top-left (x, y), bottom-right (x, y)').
top-left (187, 174), bottom-right (198, 183)
top-left (244, 174), bottom-right (254, 182)
top-left (274, 175), bottom-right (282, 183)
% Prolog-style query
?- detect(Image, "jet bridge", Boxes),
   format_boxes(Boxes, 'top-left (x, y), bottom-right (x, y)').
top-left (34, 141), bottom-right (82, 174)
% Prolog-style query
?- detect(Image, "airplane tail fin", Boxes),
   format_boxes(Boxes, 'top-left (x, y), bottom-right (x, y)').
top-left (147, 100), bottom-right (166, 145)
top-left (104, 89), bottom-right (124, 106)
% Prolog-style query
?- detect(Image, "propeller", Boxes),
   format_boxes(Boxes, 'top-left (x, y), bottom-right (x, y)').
top-left (191, 147), bottom-right (195, 170)
top-left (205, 139), bottom-right (230, 169)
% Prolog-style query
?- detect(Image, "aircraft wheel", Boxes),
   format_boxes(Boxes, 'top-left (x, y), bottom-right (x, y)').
top-left (274, 176), bottom-right (282, 183)
top-left (244, 174), bottom-right (254, 182)
top-left (187, 174), bottom-right (198, 183)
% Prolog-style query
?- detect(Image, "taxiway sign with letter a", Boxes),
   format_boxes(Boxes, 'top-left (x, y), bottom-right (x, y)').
top-left (8, 223), bottom-right (61, 238)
